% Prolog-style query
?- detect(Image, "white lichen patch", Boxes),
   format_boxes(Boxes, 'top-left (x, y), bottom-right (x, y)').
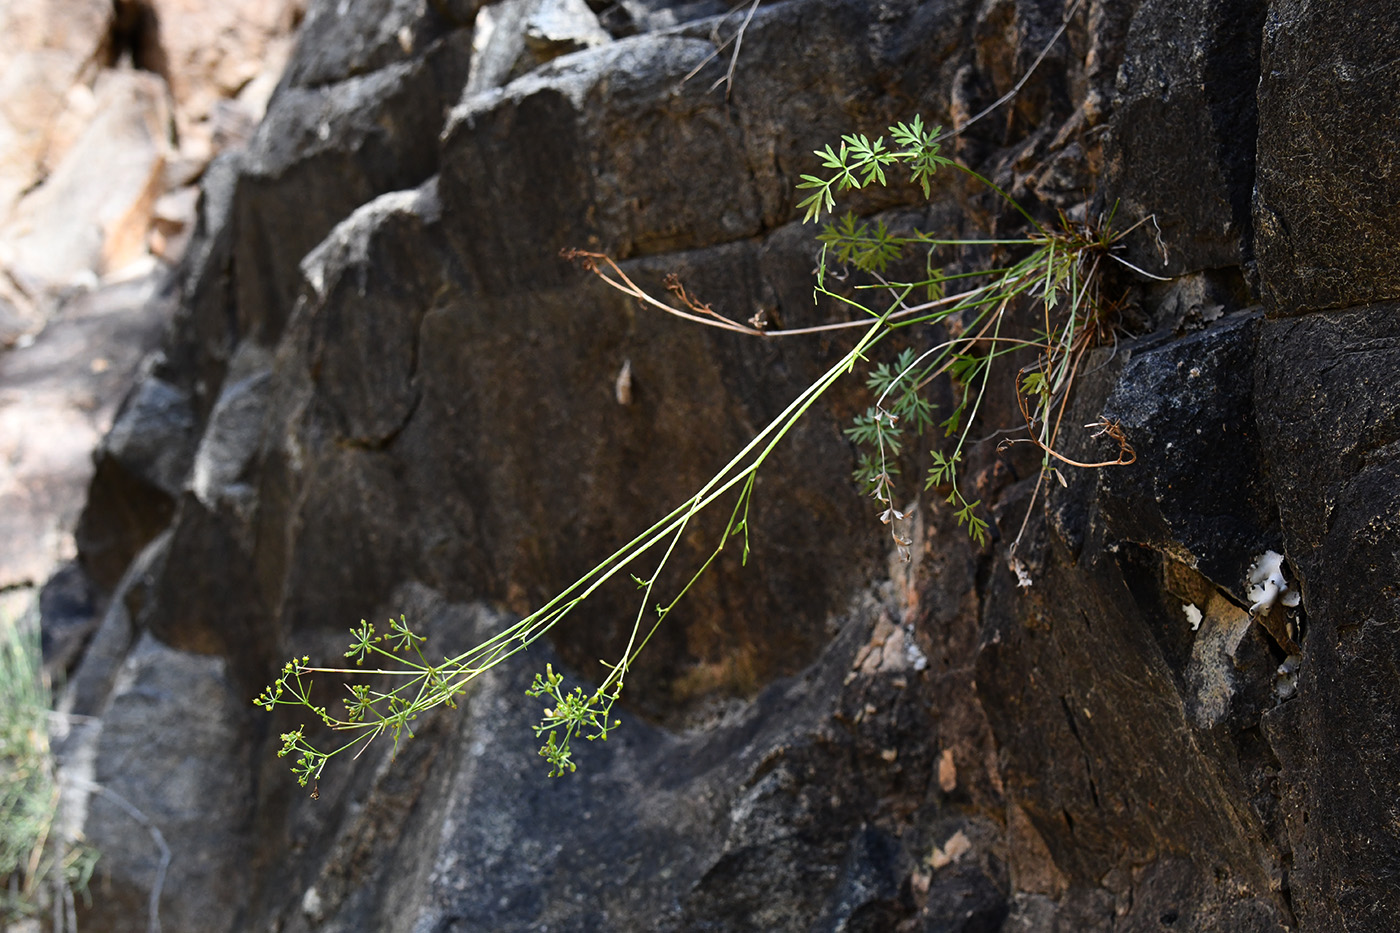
top-left (1246, 549), bottom-right (1302, 616)
top-left (1183, 603), bottom-right (1203, 631)
top-left (904, 635), bottom-right (929, 672)
top-left (301, 885), bottom-right (324, 920)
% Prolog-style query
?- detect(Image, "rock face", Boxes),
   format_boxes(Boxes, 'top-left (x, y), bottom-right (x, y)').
top-left (47, 0), bottom-right (1400, 930)
top-left (0, 0), bottom-right (302, 331)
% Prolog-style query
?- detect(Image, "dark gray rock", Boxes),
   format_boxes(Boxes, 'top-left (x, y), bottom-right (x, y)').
top-left (100, 373), bottom-right (198, 499)
top-left (814, 825), bottom-right (905, 932)
top-left (153, 149), bottom-right (245, 420)
top-left (74, 372), bottom-right (194, 589)
top-left (136, 490), bottom-right (280, 681)
top-left (74, 29), bottom-right (465, 593)
top-left (39, 560), bottom-right (100, 676)
top-left (1255, 302), bottom-right (1400, 930)
top-left (1103, 0), bottom-right (1266, 277)
top-left (234, 47), bottom-right (465, 349)
top-left (1255, 305), bottom-right (1400, 560)
top-left (615, 0), bottom-right (729, 34)
top-left (247, 583), bottom-right (935, 933)
top-left (297, 184), bottom-right (439, 448)
top-left (1254, 0), bottom-right (1400, 313)
top-left (1099, 310), bottom-right (1280, 594)
top-left (974, 536), bottom-right (1284, 900)
top-left (187, 343), bottom-right (274, 529)
top-left (439, 0), bottom-right (976, 292)
top-left (921, 861), bottom-right (1008, 933)
top-left (1112, 857), bottom-right (1287, 933)
top-left (278, 0), bottom-right (476, 90)
top-left (70, 632), bottom-right (256, 933)
top-left (57, 531), bottom-right (165, 721)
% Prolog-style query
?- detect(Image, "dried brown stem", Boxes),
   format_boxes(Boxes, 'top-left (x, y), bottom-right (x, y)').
top-left (562, 248), bottom-right (1002, 338)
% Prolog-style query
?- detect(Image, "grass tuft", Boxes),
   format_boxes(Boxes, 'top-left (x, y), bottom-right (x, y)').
top-left (1, 600), bottom-right (97, 926)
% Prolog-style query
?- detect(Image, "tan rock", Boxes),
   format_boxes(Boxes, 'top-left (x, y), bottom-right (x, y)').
top-left (0, 0), bottom-right (113, 215)
top-left (0, 274), bottom-right (168, 588)
top-left (0, 0), bottom-right (112, 58)
top-left (1005, 803), bottom-right (1068, 897)
top-left (927, 829), bottom-right (972, 870)
top-left (936, 747), bottom-right (957, 792)
top-left (145, 0), bottom-right (303, 124)
top-left (2, 69), bottom-right (173, 295)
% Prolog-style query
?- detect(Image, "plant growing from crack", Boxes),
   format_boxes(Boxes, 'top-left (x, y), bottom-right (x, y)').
top-left (0, 614), bottom-right (98, 927)
top-left (257, 114), bottom-right (1150, 783)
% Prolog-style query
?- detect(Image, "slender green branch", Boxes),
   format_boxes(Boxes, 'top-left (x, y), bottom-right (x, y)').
top-left (257, 114), bottom-right (1149, 783)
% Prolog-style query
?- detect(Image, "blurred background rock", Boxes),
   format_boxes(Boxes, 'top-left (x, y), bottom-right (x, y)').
top-left (0, 0), bottom-right (303, 609)
top-left (3, 0), bottom-right (1398, 930)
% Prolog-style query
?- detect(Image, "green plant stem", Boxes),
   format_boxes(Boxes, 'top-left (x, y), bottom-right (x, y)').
top-left (260, 111), bottom-right (1149, 782)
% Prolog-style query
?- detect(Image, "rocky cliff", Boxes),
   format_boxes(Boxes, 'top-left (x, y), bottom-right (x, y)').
top-left (48, 0), bottom-right (1400, 930)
